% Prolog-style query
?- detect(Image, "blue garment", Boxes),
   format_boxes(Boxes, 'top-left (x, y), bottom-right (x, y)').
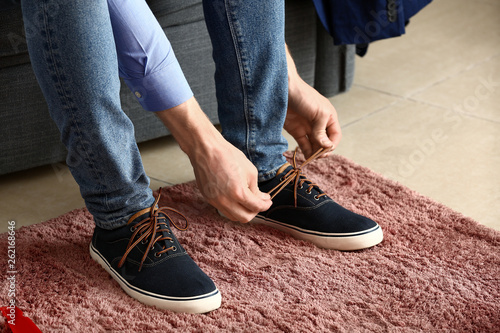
top-left (108, 0), bottom-right (192, 112)
top-left (9, 0), bottom-right (192, 112)
top-left (21, 0), bottom-right (288, 228)
top-left (22, 0), bottom-right (155, 229)
top-left (312, 0), bottom-right (432, 45)
top-left (203, 0), bottom-right (288, 181)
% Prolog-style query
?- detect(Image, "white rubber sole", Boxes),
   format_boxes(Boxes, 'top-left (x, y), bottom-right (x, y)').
top-left (251, 215), bottom-right (384, 251)
top-left (89, 243), bottom-right (221, 314)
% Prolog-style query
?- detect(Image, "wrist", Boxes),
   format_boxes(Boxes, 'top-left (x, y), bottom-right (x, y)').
top-left (286, 48), bottom-right (300, 90)
top-left (155, 97), bottom-right (223, 156)
top-left (288, 74), bottom-right (310, 110)
top-left (285, 45), bottom-right (308, 106)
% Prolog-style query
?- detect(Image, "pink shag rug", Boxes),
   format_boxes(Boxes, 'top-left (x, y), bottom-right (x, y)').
top-left (1, 153), bottom-right (499, 332)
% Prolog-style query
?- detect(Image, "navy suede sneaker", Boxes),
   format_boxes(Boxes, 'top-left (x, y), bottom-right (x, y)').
top-left (254, 149), bottom-right (383, 251)
top-left (89, 190), bottom-right (221, 314)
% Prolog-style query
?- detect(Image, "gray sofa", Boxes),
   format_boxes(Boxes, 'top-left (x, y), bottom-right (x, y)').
top-left (0, 0), bottom-right (355, 176)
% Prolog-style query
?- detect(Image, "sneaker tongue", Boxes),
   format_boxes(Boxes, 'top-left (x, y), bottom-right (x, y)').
top-left (276, 162), bottom-right (292, 176)
top-left (276, 162), bottom-right (324, 195)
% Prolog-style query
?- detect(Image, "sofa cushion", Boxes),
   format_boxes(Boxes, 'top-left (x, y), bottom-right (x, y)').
top-left (0, 0), bottom-right (355, 175)
top-left (147, 0), bottom-right (205, 27)
top-left (0, 0), bottom-right (205, 69)
top-left (0, 5), bottom-right (29, 68)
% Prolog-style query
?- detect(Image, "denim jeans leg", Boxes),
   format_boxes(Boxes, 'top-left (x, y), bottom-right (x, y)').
top-left (21, 0), bottom-right (154, 229)
top-left (203, 0), bottom-right (289, 182)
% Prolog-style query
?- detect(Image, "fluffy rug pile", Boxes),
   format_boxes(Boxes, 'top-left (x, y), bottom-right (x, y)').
top-left (1, 153), bottom-right (499, 332)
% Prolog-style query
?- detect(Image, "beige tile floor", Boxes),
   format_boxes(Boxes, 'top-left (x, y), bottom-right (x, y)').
top-left (1, 0), bottom-right (499, 233)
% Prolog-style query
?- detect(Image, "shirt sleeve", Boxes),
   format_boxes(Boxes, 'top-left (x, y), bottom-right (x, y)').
top-left (107, 0), bottom-right (193, 112)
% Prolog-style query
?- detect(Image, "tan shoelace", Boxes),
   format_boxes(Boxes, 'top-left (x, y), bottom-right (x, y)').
top-left (118, 189), bottom-right (188, 272)
top-left (268, 148), bottom-right (328, 207)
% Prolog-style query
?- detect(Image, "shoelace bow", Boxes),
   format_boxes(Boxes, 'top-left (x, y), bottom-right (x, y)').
top-left (268, 148), bottom-right (328, 207)
top-left (118, 189), bottom-right (188, 272)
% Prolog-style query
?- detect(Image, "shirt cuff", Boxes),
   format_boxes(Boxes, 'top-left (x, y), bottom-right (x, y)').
top-left (123, 59), bottom-right (193, 112)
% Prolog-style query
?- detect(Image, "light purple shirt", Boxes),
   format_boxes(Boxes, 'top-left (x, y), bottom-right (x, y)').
top-left (108, 0), bottom-right (193, 112)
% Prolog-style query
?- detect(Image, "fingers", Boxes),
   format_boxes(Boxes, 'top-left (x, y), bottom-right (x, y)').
top-left (212, 186), bottom-right (272, 223)
top-left (312, 120), bottom-right (332, 148)
top-left (247, 166), bottom-right (272, 211)
top-left (178, 112), bottom-right (273, 224)
top-left (295, 135), bottom-right (313, 160)
top-left (317, 115), bottom-right (341, 158)
top-left (326, 119), bottom-right (342, 152)
top-left (287, 98), bottom-right (340, 159)
top-left (309, 116), bottom-right (333, 156)
top-left (196, 151), bottom-right (273, 223)
top-left (240, 188), bottom-right (272, 221)
top-left (311, 110), bottom-right (342, 158)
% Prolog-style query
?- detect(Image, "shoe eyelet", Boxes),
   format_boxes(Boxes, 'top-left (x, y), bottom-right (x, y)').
top-left (279, 177), bottom-right (284, 182)
top-left (130, 226), bottom-right (136, 232)
top-left (314, 195), bottom-right (320, 201)
top-left (141, 239), bottom-right (148, 244)
top-left (170, 239), bottom-right (174, 243)
top-left (154, 252), bottom-right (162, 258)
top-left (298, 185), bottom-right (303, 190)
top-left (306, 189), bottom-right (312, 194)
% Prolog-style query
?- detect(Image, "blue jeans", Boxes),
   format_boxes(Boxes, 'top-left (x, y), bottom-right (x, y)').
top-left (21, 0), bottom-right (288, 229)
top-left (203, 0), bottom-right (289, 181)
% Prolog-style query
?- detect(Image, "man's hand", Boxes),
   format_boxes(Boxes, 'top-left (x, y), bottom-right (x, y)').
top-left (156, 97), bottom-right (272, 223)
top-left (285, 45), bottom-right (342, 159)
top-left (188, 137), bottom-right (272, 223)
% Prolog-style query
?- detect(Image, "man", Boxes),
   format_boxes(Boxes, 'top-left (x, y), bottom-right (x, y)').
top-left (21, 0), bottom-right (383, 314)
